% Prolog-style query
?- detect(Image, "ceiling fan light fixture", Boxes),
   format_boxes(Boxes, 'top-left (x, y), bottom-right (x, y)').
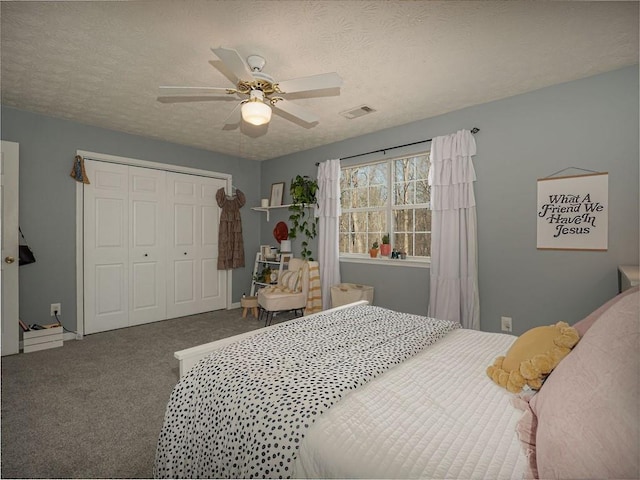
top-left (241, 89), bottom-right (272, 125)
top-left (242, 100), bottom-right (272, 126)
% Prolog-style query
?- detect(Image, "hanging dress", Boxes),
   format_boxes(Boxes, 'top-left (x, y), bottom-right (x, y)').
top-left (216, 188), bottom-right (246, 269)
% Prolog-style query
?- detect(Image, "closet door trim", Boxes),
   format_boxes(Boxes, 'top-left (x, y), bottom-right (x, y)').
top-left (75, 150), bottom-right (233, 338)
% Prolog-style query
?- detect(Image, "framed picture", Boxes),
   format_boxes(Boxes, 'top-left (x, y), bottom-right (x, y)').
top-left (280, 254), bottom-right (292, 264)
top-left (260, 245), bottom-right (272, 260)
top-left (270, 182), bottom-right (285, 206)
top-left (536, 172), bottom-right (608, 251)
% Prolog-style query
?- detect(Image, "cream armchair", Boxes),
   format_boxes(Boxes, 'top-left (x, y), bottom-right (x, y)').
top-left (257, 258), bottom-right (309, 326)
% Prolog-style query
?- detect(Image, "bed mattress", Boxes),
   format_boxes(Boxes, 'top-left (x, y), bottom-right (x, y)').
top-left (293, 328), bottom-right (527, 479)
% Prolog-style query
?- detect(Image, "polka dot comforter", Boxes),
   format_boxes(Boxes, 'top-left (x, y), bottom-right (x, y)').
top-left (154, 305), bottom-right (459, 479)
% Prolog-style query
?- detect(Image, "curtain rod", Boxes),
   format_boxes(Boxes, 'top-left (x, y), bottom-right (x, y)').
top-left (315, 127), bottom-right (479, 166)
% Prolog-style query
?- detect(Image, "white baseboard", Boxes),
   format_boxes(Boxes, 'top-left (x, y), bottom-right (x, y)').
top-left (229, 301), bottom-right (241, 309)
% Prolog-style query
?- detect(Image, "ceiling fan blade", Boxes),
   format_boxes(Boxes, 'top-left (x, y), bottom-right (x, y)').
top-left (224, 103), bottom-right (242, 125)
top-left (211, 47), bottom-right (254, 82)
top-left (272, 99), bottom-right (319, 124)
top-left (159, 86), bottom-right (232, 96)
top-left (277, 72), bottom-right (343, 94)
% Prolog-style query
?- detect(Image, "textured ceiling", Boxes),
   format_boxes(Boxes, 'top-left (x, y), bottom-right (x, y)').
top-left (1, 1), bottom-right (638, 161)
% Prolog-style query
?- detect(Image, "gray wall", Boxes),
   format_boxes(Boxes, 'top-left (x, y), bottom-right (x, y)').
top-left (3, 66), bottom-right (637, 336)
top-left (1, 106), bottom-right (262, 334)
top-left (261, 66), bottom-right (639, 334)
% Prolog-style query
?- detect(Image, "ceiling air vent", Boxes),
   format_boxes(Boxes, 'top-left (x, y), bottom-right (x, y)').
top-left (340, 105), bottom-right (376, 119)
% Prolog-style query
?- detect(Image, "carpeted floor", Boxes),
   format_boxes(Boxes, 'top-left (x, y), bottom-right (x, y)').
top-left (1, 308), bottom-right (294, 479)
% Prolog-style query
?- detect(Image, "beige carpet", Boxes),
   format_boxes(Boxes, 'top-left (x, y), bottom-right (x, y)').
top-left (1, 308), bottom-right (295, 479)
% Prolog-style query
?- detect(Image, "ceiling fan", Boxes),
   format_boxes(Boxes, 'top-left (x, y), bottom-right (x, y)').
top-left (159, 47), bottom-right (343, 127)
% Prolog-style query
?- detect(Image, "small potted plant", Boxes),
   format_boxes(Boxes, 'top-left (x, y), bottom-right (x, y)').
top-left (369, 240), bottom-right (379, 258)
top-left (380, 233), bottom-right (391, 257)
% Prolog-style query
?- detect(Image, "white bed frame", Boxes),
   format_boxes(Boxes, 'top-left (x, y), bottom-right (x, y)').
top-left (174, 300), bottom-right (370, 378)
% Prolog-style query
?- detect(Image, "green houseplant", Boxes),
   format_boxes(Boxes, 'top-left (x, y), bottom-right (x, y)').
top-left (369, 240), bottom-right (379, 258)
top-left (288, 175), bottom-right (318, 260)
top-left (380, 233), bottom-right (391, 257)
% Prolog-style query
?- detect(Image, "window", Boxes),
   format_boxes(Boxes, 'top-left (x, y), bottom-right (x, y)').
top-left (340, 153), bottom-right (431, 258)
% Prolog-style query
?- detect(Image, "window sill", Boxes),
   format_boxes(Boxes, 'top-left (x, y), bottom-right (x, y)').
top-left (339, 255), bottom-right (430, 269)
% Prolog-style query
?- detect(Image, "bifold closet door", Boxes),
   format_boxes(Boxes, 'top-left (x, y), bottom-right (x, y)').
top-left (128, 166), bottom-right (166, 326)
top-left (84, 161), bottom-right (130, 334)
top-left (166, 172), bottom-right (227, 319)
top-left (84, 162), bottom-right (167, 334)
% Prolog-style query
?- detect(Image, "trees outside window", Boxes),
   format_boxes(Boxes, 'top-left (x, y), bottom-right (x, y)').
top-left (340, 153), bottom-right (431, 258)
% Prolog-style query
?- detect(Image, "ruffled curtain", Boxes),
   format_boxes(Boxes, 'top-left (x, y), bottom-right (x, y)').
top-left (428, 130), bottom-right (479, 329)
top-left (315, 159), bottom-right (341, 310)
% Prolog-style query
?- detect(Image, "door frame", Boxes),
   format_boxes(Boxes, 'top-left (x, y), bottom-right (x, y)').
top-left (75, 150), bottom-right (233, 337)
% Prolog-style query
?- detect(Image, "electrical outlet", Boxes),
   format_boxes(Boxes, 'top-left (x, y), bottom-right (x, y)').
top-left (501, 316), bottom-right (512, 332)
top-left (50, 303), bottom-right (61, 317)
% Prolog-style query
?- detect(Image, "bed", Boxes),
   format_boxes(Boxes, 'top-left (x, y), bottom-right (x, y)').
top-left (155, 288), bottom-right (639, 479)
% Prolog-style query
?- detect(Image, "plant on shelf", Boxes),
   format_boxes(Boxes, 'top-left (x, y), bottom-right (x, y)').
top-left (370, 240), bottom-right (379, 258)
top-left (253, 266), bottom-right (272, 284)
top-left (288, 175), bottom-right (318, 260)
top-left (380, 233), bottom-right (391, 257)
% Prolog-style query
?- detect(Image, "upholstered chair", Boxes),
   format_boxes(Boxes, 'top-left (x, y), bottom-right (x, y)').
top-left (257, 258), bottom-right (309, 326)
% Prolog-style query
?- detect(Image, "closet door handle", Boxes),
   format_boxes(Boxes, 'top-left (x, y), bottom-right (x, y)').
top-left (144, 253), bottom-right (148, 257)
top-left (184, 252), bottom-right (187, 255)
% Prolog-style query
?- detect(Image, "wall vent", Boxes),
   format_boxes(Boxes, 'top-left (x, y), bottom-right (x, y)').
top-left (340, 105), bottom-right (376, 119)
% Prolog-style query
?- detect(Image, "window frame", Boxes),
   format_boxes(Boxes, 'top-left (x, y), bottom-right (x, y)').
top-left (339, 151), bottom-right (432, 265)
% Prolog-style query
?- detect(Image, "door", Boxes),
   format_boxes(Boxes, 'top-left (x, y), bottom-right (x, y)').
top-left (84, 161), bottom-right (129, 334)
top-left (166, 172), bottom-right (226, 318)
top-left (129, 166), bottom-right (166, 326)
top-left (1, 141), bottom-right (19, 355)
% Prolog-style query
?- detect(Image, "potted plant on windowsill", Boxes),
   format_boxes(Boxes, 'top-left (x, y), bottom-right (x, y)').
top-left (380, 233), bottom-right (391, 257)
top-left (369, 240), bottom-right (379, 258)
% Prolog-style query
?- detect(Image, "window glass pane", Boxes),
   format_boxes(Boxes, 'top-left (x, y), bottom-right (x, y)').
top-left (351, 211), bottom-right (367, 235)
top-left (415, 208), bottom-right (431, 231)
top-left (340, 169), bottom-right (352, 189)
top-left (339, 214), bottom-right (350, 233)
top-left (339, 233), bottom-right (350, 253)
top-left (394, 232), bottom-right (411, 254)
top-left (394, 182), bottom-right (415, 205)
top-left (415, 155), bottom-right (429, 179)
top-left (368, 184), bottom-right (387, 207)
top-left (415, 179), bottom-right (430, 204)
top-left (354, 168), bottom-right (368, 187)
top-left (369, 163), bottom-right (387, 186)
top-left (414, 232), bottom-right (431, 257)
top-left (355, 186), bottom-right (368, 206)
top-left (393, 209), bottom-right (413, 233)
top-left (394, 158), bottom-right (415, 182)
top-left (353, 233), bottom-right (368, 254)
top-left (367, 210), bottom-right (386, 238)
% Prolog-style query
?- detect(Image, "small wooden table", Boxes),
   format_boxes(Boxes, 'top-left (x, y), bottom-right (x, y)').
top-left (241, 296), bottom-right (259, 318)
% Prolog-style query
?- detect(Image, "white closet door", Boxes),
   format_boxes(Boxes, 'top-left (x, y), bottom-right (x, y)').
top-left (166, 172), bottom-right (226, 318)
top-left (129, 166), bottom-right (166, 326)
top-left (1, 141), bottom-right (19, 356)
top-left (84, 161), bottom-right (129, 334)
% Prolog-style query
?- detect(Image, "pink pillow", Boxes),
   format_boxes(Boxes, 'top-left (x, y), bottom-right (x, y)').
top-left (529, 289), bottom-right (639, 479)
top-left (573, 286), bottom-right (638, 336)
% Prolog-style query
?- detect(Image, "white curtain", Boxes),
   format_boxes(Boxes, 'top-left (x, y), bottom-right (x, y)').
top-left (428, 130), bottom-right (480, 329)
top-left (315, 159), bottom-right (341, 310)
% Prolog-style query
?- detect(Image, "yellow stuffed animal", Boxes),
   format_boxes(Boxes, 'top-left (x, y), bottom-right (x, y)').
top-left (487, 321), bottom-right (580, 393)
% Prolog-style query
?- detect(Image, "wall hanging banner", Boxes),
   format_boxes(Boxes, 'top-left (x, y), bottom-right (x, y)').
top-left (537, 172), bottom-right (608, 251)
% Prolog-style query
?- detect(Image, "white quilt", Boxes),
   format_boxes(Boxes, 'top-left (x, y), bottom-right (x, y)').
top-left (155, 305), bottom-right (459, 479)
top-left (293, 328), bottom-right (527, 479)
